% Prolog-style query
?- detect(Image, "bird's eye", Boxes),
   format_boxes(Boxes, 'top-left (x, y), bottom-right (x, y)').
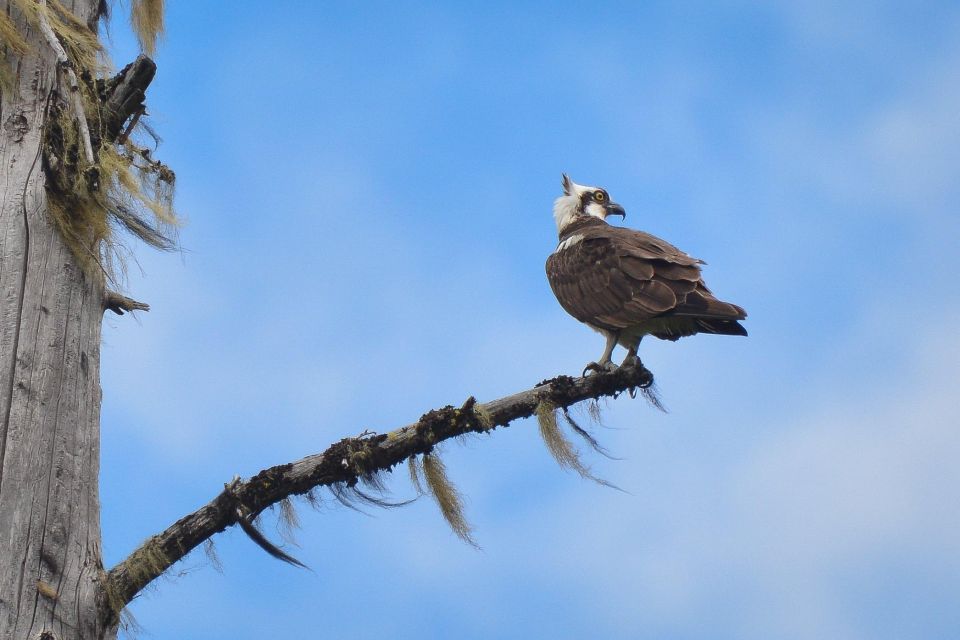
top-left (594, 191), bottom-right (607, 203)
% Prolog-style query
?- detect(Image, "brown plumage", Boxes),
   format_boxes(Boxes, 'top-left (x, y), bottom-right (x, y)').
top-left (546, 177), bottom-right (746, 371)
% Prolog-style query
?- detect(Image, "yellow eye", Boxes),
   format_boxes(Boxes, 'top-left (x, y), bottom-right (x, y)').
top-left (594, 191), bottom-right (607, 203)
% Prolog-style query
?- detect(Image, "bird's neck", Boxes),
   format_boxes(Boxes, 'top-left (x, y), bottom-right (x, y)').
top-left (553, 195), bottom-right (582, 234)
top-left (556, 212), bottom-right (607, 241)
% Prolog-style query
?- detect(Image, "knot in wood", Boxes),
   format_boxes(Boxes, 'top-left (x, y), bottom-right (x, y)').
top-left (4, 111), bottom-right (30, 143)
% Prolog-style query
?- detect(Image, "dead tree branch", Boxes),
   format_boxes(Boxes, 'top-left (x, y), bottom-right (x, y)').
top-left (36, 0), bottom-right (95, 163)
top-left (100, 55), bottom-right (156, 142)
top-left (104, 362), bottom-right (654, 614)
top-left (104, 291), bottom-right (149, 315)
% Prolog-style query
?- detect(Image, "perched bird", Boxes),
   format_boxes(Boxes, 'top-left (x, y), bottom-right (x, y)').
top-left (545, 174), bottom-right (747, 375)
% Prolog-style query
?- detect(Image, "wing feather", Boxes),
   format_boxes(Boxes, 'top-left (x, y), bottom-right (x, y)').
top-left (649, 261), bottom-right (701, 282)
top-left (619, 256), bottom-right (655, 280)
top-left (673, 286), bottom-right (747, 320)
top-left (546, 221), bottom-right (747, 337)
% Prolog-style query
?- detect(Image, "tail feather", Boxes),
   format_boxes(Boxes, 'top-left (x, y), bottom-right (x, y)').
top-left (674, 288), bottom-right (747, 321)
top-left (694, 318), bottom-right (748, 336)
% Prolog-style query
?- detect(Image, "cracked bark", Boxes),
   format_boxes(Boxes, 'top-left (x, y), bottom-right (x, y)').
top-left (0, 1), bottom-right (111, 638)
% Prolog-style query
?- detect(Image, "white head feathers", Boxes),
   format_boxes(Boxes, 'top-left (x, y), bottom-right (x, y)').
top-left (553, 174), bottom-right (608, 233)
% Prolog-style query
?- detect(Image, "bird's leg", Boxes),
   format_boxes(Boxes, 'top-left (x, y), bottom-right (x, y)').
top-left (618, 337), bottom-right (656, 398)
top-left (583, 332), bottom-right (620, 376)
top-left (621, 340), bottom-right (641, 398)
top-left (621, 337), bottom-right (643, 367)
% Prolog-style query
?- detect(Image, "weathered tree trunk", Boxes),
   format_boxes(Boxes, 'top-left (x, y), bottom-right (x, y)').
top-left (0, 1), bottom-right (111, 638)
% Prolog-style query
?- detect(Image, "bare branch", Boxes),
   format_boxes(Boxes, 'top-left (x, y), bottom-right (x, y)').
top-left (36, 0), bottom-right (95, 164)
top-left (103, 361), bottom-right (654, 615)
top-left (104, 291), bottom-right (149, 315)
top-left (101, 55), bottom-right (156, 142)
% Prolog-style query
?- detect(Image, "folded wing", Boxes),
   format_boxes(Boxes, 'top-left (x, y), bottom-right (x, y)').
top-left (546, 225), bottom-right (747, 340)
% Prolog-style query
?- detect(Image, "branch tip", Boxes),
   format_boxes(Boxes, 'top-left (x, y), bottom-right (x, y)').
top-left (104, 291), bottom-right (149, 315)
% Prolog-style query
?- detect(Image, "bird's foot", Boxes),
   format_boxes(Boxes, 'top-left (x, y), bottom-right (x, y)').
top-left (621, 353), bottom-right (642, 368)
top-left (582, 361), bottom-right (618, 377)
top-left (622, 354), bottom-right (642, 398)
top-left (618, 354), bottom-right (656, 397)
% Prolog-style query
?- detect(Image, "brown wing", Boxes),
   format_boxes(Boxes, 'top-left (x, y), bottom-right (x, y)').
top-left (546, 224), bottom-right (747, 337)
top-left (546, 230), bottom-right (677, 332)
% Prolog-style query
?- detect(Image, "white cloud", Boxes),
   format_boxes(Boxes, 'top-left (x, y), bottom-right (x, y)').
top-left (99, 5), bottom-right (960, 638)
top-left (746, 12), bottom-right (960, 225)
top-left (498, 313), bottom-right (960, 639)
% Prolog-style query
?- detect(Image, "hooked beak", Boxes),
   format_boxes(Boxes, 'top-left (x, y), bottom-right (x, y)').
top-left (605, 202), bottom-right (626, 219)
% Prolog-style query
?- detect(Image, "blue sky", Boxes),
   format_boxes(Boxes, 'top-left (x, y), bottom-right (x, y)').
top-left (97, 2), bottom-right (960, 638)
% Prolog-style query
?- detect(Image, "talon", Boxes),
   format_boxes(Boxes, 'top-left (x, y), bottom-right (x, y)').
top-left (621, 354), bottom-right (654, 387)
top-left (621, 353), bottom-right (641, 368)
top-left (582, 361), bottom-right (618, 377)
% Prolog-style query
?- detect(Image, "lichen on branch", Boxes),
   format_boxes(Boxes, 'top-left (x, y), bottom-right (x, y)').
top-left (104, 361), bottom-right (655, 621)
top-left (2, 0), bottom-right (176, 283)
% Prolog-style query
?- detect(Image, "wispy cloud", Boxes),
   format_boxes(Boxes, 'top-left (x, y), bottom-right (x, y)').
top-left (96, 3), bottom-right (960, 638)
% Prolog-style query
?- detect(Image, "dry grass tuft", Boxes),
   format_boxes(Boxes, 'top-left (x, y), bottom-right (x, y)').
top-left (3, 0), bottom-right (177, 282)
top-left (585, 398), bottom-right (603, 424)
top-left (408, 455), bottom-right (425, 495)
top-left (3, 0), bottom-right (104, 92)
top-left (304, 488), bottom-right (321, 509)
top-left (328, 475), bottom-right (413, 513)
top-left (130, 0), bottom-right (164, 56)
top-left (561, 408), bottom-right (617, 460)
top-left (536, 400), bottom-right (620, 489)
top-left (46, 124), bottom-right (179, 281)
top-left (202, 539), bottom-right (223, 574)
top-left (640, 382), bottom-right (667, 412)
top-left (100, 140), bottom-right (178, 243)
top-left (13, 0), bottom-right (105, 72)
top-left (536, 400), bottom-right (580, 471)
top-left (0, 11), bottom-right (30, 56)
top-left (422, 453), bottom-right (478, 547)
top-left (278, 497), bottom-right (302, 545)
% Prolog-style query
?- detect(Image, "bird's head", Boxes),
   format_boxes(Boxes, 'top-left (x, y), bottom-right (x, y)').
top-left (553, 174), bottom-right (626, 233)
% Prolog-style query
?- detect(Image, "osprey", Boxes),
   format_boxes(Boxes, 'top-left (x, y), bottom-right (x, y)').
top-left (546, 174), bottom-right (747, 375)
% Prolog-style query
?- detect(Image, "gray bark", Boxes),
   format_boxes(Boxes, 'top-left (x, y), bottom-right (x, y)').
top-left (107, 363), bottom-right (655, 607)
top-left (0, 1), bottom-right (111, 638)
